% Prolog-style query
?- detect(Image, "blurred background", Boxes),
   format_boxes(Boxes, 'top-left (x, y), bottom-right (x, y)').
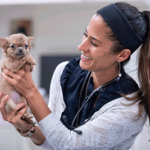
top-left (0, 0), bottom-right (150, 149)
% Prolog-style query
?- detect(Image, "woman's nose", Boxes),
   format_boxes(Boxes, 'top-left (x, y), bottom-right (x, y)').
top-left (78, 38), bottom-right (89, 52)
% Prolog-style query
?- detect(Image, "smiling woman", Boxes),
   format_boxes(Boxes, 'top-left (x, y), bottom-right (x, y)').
top-left (0, 2), bottom-right (149, 150)
top-left (78, 14), bottom-right (123, 87)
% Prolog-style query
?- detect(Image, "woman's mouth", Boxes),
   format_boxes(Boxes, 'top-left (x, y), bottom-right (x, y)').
top-left (81, 54), bottom-right (92, 61)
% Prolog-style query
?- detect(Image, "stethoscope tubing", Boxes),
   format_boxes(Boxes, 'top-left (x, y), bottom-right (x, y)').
top-left (62, 71), bottom-right (121, 134)
top-left (71, 73), bottom-right (121, 128)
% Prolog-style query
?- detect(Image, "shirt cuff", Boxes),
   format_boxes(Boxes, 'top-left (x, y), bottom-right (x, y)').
top-left (37, 113), bottom-right (58, 149)
top-left (38, 113), bottom-right (58, 137)
top-left (37, 138), bottom-right (54, 150)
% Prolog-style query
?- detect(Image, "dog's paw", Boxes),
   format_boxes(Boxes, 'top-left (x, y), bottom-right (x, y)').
top-left (31, 59), bottom-right (36, 66)
top-left (30, 65), bottom-right (34, 72)
top-left (24, 64), bottom-right (31, 72)
top-left (27, 57), bottom-right (36, 66)
top-left (22, 113), bottom-right (35, 125)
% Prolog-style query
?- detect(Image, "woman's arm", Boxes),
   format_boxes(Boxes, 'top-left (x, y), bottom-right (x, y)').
top-left (22, 86), bottom-right (52, 122)
top-left (30, 125), bottom-right (45, 145)
top-left (1, 63), bottom-right (147, 150)
top-left (1, 62), bottom-right (67, 149)
top-left (1, 61), bottom-right (68, 122)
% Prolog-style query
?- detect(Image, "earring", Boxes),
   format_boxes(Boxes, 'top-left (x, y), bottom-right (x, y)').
top-left (118, 62), bottom-right (122, 78)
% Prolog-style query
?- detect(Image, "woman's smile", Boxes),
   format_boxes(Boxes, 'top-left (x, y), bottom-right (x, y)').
top-left (81, 54), bottom-right (92, 62)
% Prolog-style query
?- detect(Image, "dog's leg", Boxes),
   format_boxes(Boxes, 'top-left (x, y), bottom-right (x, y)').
top-left (27, 57), bottom-right (36, 66)
top-left (24, 63), bottom-right (32, 72)
top-left (4, 98), bottom-right (17, 113)
top-left (24, 56), bottom-right (36, 72)
top-left (4, 96), bottom-right (34, 124)
top-left (20, 95), bottom-right (35, 125)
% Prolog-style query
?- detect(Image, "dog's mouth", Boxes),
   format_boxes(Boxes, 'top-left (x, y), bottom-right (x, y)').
top-left (15, 50), bottom-right (26, 57)
top-left (15, 53), bottom-right (26, 58)
top-left (15, 53), bottom-right (25, 56)
top-left (15, 48), bottom-right (26, 57)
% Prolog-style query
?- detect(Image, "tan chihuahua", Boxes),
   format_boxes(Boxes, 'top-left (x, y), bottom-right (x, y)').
top-left (0, 33), bottom-right (36, 124)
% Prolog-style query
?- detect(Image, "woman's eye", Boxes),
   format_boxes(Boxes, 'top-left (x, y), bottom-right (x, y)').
top-left (92, 42), bottom-right (98, 47)
top-left (83, 32), bottom-right (87, 37)
top-left (25, 45), bottom-right (28, 49)
top-left (11, 45), bottom-right (15, 49)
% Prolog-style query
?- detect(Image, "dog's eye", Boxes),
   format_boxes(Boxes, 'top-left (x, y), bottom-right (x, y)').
top-left (25, 45), bottom-right (28, 49)
top-left (11, 45), bottom-right (15, 49)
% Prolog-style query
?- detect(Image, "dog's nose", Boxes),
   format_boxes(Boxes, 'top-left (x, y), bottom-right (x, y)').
top-left (18, 48), bottom-right (23, 53)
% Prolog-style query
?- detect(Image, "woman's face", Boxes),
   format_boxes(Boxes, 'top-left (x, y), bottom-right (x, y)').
top-left (78, 14), bottom-right (119, 73)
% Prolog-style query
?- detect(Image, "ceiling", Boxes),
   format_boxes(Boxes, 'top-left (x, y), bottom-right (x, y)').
top-left (0, 0), bottom-right (149, 6)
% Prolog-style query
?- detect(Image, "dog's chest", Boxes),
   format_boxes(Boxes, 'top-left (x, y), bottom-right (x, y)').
top-left (3, 57), bottom-right (27, 72)
top-left (9, 91), bottom-right (20, 104)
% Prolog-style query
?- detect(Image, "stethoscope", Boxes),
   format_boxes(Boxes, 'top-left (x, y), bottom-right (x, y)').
top-left (62, 68), bottom-right (122, 135)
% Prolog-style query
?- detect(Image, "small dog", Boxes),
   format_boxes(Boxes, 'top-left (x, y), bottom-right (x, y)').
top-left (0, 33), bottom-right (36, 124)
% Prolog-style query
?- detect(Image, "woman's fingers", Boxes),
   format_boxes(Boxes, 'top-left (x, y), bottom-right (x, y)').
top-left (0, 93), bottom-right (3, 99)
top-left (10, 106), bottom-right (28, 124)
top-left (7, 102), bottom-right (26, 121)
top-left (0, 94), bottom-right (9, 121)
top-left (10, 105), bottom-right (31, 132)
top-left (0, 93), bottom-right (3, 104)
top-left (3, 69), bottom-right (16, 78)
top-left (0, 94), bottom-right (30, 131)
top-left (3, 68), bottom-right (25, 79)
top-left (0, 95), bottom-right (9, 110)
top-left (2, 72), bottom-right (15, 85)
top-left (2, 69), bottom-right (24, 86)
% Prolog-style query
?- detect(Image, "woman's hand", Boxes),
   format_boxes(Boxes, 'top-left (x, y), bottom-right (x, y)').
top-left (0, 93), bottom-right (31, 132)
top-left (2, 67), bottom-right (51, 122)
top-left (2, 67), bottom-right (36, 98)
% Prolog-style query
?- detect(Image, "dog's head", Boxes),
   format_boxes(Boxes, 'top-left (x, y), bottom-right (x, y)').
top-left (0, 33), bottom-right (34, 58)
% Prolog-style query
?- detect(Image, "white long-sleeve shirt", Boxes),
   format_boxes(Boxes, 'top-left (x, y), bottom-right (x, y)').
top-left (38, 61), bottom-right (147, 150)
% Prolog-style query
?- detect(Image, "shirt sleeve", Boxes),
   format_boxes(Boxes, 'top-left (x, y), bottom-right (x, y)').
top-left (37, 61), bottom-right (146, 150)
top-left (37, 61), bottom-right (68, 150)
top-left (48, 61), bottom-right (68, 119)
top-left (38, 99), bottom-right (146, 150)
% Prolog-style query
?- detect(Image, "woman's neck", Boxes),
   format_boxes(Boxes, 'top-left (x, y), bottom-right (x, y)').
top-left (92, 68), bottom-right (119, 90)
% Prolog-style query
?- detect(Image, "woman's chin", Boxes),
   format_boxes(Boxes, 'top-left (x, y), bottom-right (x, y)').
top-left (79, 60), bottom-right (91, 71)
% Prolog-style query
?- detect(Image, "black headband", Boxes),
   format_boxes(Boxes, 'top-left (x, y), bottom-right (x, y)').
top-left (97, 3), bottom-right (143, 53)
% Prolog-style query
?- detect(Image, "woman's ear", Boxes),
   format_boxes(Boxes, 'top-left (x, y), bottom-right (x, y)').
top-left (117, 49), bottom-right (131, 62)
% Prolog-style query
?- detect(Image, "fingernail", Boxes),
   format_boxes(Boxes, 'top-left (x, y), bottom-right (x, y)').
top-left (4, 95), bottom-right (9, 99)
top-left (2, 72), bottom-right (5, 76)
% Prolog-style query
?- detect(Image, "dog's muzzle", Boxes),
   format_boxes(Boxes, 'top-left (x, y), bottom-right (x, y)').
top-left (15, 47), bottom-right (25, 56)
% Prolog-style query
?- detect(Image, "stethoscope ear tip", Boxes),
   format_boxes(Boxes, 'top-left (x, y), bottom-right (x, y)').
top-left (118, 73), bottom-right (122, 78)
top-left (74, 130), bottom-right (82, 134)
top-left (62, 115), bottom-right (67, 122)
top-left (62, 115), bottom-right (82, 135)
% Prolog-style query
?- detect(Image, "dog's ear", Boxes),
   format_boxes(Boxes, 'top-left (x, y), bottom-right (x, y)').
top-left (0, 38), bottom-right (8, 49)
top-left (28, 37), bottom-right (34, 45)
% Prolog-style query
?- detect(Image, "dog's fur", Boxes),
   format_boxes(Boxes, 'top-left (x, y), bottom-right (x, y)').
top-left (0, 33), bottom-right (36, 124)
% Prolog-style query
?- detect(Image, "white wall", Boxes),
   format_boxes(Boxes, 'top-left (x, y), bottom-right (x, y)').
top-left (0, 1), bottom-right (150, 150)
top-left (0, 1), bottom-right (148, 87)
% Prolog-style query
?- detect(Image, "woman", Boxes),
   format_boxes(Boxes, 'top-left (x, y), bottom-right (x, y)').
top-left (0, 2), bottom-right (149, 150)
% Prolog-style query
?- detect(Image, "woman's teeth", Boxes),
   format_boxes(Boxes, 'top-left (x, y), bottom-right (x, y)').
top-left (82, 54), bottom-right (92, 60)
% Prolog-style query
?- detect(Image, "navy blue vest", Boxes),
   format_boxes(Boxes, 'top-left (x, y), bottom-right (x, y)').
top-left (60, 57), bottom-right (139, 128)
